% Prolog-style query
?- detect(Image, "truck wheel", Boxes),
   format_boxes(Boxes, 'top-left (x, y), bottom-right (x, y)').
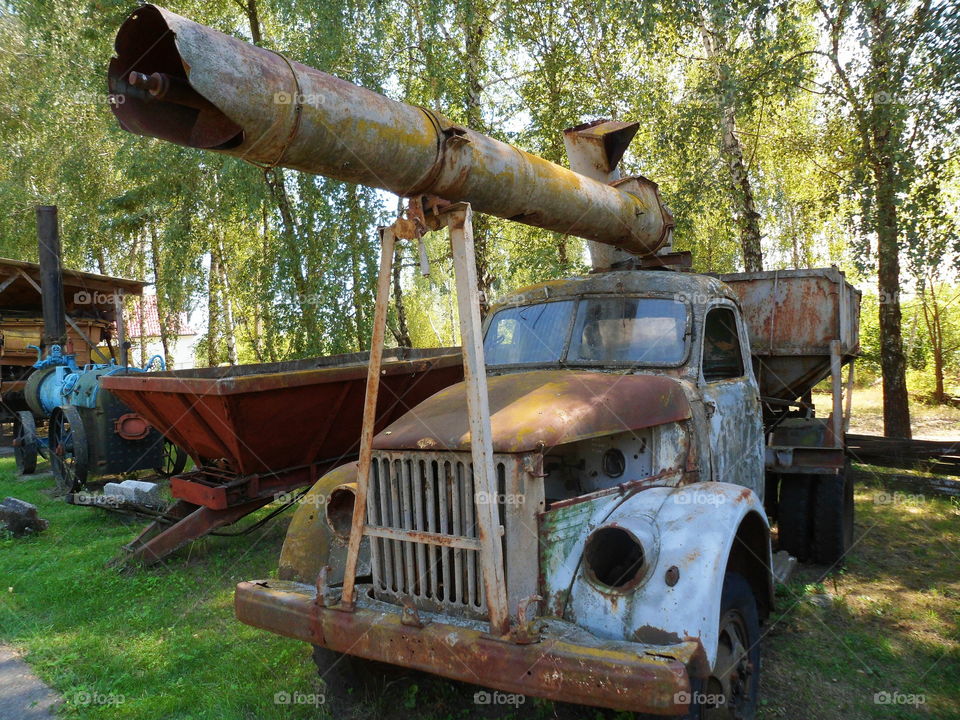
top-left (812, 465), bottom-right (854, 566)
top-left (698, 572), bottom-right (761, 720)
top-left (777, 475), bottom-right (813, 562)
top-left (311, 645), bottom-right (411, 697)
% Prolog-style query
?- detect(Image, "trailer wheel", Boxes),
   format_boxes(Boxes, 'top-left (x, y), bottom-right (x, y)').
top-left (776, 475), bottom-right (813, 562)
top-left (49, 406), bottom-right (88, 493)
top-left (155, 440), bottom-right (188, 477)
top-left (13, 411), bottom-right (38, 475)
top-left (812, 463), bottom-right (855, 566)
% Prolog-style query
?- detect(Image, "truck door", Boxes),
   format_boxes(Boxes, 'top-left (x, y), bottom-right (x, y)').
top-left (700, 304), bottom-right (765, 498)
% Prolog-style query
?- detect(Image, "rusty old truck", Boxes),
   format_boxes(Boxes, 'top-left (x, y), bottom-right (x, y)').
top-left (106, 6), bottom-right (860, 717)
top-left (233, 266), bottom-right (858, 718)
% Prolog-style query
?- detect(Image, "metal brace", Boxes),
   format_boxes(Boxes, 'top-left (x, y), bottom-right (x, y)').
top-left (399, 595), bottom-right (427, 628)
top-left (314, 565), bottom-right (340, 608)
top-left (509, 594), bottom-right (543, 644)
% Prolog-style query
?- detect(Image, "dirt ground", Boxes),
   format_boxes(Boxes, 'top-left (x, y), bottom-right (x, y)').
top-left (814, 385), bottom-right (960, 441)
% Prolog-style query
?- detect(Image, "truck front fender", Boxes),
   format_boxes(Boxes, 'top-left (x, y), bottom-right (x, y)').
top-left (278, 462), bottom-right (370, 583)
top-left (566, 482), bottom-right (772, 668)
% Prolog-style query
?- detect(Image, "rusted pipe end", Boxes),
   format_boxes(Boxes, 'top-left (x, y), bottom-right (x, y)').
top-left (108, 5), bottom-right (243, 149)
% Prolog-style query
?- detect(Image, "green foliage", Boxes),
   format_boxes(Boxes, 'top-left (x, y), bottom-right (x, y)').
top-left (0, 0), bottom-right (956, 407)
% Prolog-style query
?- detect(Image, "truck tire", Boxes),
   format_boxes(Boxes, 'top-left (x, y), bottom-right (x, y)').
top-left (777, 475), bottom-right (813, 562)
top-left (311, 645), bottom-right (411, 698)
top-left (812, 464), bottom-right (854, 566)
top-left (671, 573), bottom-right (760, 720)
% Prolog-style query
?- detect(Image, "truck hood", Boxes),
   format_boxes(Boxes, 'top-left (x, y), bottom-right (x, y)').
top-left (372, 369), bottom-right (691, 453)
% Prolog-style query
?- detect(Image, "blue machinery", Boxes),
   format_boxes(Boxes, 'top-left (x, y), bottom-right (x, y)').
top-left (13, 346), bottom-right (185, 492)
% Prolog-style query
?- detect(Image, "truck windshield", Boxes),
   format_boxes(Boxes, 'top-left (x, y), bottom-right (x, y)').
top-left (568, 297), bottom-right (687, 364)
top-left (483, 297), bottom-right (687, 366)
top-left (483, 300), bottom-right (575, 366)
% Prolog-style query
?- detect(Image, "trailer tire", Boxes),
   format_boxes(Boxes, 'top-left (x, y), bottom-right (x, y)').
top-left (812, 464), bottom-right (854, 566)
top-left (155, 439), bottom-right (188, 477)
top-left (777, 475), bottom-right (813, 562)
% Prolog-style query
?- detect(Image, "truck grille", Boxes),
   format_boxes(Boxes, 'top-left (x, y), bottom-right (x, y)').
top-left (366, 451), bottom-right (507, 618)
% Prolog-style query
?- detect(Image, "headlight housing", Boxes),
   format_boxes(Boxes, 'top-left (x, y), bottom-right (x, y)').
top-left (583, 526), bottom-right (646, 590)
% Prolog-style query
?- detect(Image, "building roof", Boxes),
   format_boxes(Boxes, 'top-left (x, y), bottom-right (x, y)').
top-left (126, 294), bottom-right (196, 339)
top-left (0, 256), bottom-right (145, 319)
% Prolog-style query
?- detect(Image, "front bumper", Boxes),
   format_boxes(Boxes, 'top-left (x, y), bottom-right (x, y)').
top-left (236, 580), bottom-right (703, 716)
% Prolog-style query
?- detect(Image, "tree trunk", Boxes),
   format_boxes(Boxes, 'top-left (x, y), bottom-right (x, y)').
top-left (461, 0), bottom-right (494, 316)
top-left (921, 283), bottom-right (947, 404)
top-left (699, 21), bottom-right (763, 272)
top-left (149, 226), bottom-right (172, 366)
top-left (350, 242), bottom-right (366, 351)
top-left (207, 251), bottom-right (222, 367)
top-left (874, 161), bottom-right (911, 438)
top-left (132, 232), bottom-right (148, 367)
top-left (215, 235), bottom-right (239, 365)
top-left (391, 241), bottom-right (413, 347)
top-left (137, 297), bottom-right (147, 367)
top-left (263, 167), bottom-right (317, 350)
top-left (867, 4), bottom-right (911, 438)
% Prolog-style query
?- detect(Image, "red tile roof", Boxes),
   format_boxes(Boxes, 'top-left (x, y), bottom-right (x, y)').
top-left (125, 295), bottom-right (195, 338)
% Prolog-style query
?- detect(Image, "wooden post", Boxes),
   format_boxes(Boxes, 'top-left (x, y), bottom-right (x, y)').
top-left (339, 225), bottom-right (395, 611)
top-left (36, 206), bottom-right (67, 348)
top-left (830, 340), bottom-right (843, 449)
top-left (843, 359), bottom-right (855, 434)
top-left (447, 204), bottom-right (509, 636)
top-left (115, 289), bottom-right (127, 367)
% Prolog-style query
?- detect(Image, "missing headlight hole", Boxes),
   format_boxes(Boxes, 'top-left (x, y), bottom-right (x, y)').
top-left (584, 526), bottom-right (644, 589)
top-left (326, 486), bottom-right (356, 539)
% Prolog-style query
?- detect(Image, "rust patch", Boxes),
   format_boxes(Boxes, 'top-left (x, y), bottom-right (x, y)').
top-left (374, 370), bottom-right (691, 453)
top-left (633, 624), bottom-right (682, 645)
top-left (664, 565), bottom-right (680, 587)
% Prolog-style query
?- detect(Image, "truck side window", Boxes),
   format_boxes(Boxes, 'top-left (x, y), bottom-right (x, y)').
top-left (702, 307), bottom-right (744, 381)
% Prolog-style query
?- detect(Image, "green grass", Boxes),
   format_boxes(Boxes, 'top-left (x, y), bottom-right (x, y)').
top-left (759, 466), bottom-right (960, 719)
top-left (1, 458), bottom-right (959, 719)
top-left (0, 457), bottom-right (321, 719)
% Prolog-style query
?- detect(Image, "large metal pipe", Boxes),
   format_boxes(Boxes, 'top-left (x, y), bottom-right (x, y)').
top-left (107, 5), bottom-right (673, 255)
top-left (36, 205), bottom-right (67, 348)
